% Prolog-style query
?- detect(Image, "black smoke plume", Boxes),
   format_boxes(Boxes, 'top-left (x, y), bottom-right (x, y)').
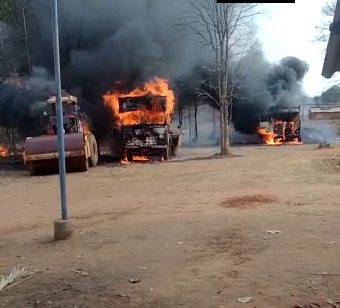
top-left (0, 0), bottom-right (309, 140)
top-left (176, 49), bottom-right (309, 136)
top-left (232, 50), bottom-right (310, 134)
top-left (0, 0), bottom-right (202, 139)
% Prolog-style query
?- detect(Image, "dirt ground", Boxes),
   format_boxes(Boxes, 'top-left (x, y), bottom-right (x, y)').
top-left (1, 144), bottom-right (340, 308)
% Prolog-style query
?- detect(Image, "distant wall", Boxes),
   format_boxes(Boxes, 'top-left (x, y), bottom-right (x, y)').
top-left (309, 112), bottom-right (340, 120)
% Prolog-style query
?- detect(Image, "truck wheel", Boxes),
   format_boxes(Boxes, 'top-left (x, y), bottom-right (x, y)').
top-left (170, 136), bottom-right (179, 156)
top-left (126, 151), bottom-right (133, 162)
top-left (78, 157), bottom-right (89, 172)
top-left (28, 162), bottom-right (38, 176)
top-left (162, 148), bottom-right (170, 161)
top-left (88, 133), bottom-right (98, 167)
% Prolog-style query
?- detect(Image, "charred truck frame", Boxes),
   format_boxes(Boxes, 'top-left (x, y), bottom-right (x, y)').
top-left (260, 106), bottom-right (302, 143)
top-left (118, 95), bottom-right (181, 161)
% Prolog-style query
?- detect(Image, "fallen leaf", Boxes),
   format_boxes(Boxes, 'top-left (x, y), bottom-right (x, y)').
top-left (310, 272), bottom-right (340, 276)
top-left (178, 242), bottom-right (183, 244)
top-left (34, 269), bottom-right (45, 273)
top-left (129, 278), bottom-right (140, 283)
top-left (237, 296), bottom-right (252, 303)
top-left (326, 299), bottom-right (340, 307)
top-left (72, 269), bottom-right (82, 274)
top-left (72, 269), bottom-right (90, 276)
top-left (116, 294), bottom-right (129, 298)
top-left (267, 230), bottom-right (281, 234)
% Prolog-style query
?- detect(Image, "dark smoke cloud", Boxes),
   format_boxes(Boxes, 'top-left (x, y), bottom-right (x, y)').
top-left (232, 49), bottom-right (309, 134)
top-left (0, 0), bottom-right (309, 141)
top-left (0, 0), bottom-right (204, 138)
top-left (32, 0), bottom-right (202, 90)
top-left (0, 67), bottom-right (55, 136)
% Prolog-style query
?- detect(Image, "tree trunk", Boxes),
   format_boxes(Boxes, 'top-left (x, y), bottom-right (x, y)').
top-left (220, 81), bottom-right (229, 155)
top-left (22, 6), bottom-right (31, 74)
top-left (212, 107), bottom-right (216, 137)
top-left (219, 101), bottom-right (225, 154)
top-left (178, 103), bottom-right (182, 127)
top-left (224, 99), bottom-right (230, 155)
top-left (194, 100), bottom-right (198, 142)
top-left (4, 128), bottom-right (11, 150)
top-left (187, 105), bottom-right (192, 142)
top-left (10, 128), bottom-right (16, 157)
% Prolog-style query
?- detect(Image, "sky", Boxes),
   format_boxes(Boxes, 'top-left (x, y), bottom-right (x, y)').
top-left (256, 0), bottom-right (337, 97)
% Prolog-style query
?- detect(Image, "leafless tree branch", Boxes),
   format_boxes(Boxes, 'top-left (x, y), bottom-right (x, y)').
top-left (178, 0), bottom-right (266, 154)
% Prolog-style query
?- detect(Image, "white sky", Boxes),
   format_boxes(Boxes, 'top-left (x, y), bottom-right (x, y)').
top-left (256, 0), bottom-right (337, 97)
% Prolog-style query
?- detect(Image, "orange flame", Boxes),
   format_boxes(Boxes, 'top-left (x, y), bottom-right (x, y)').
top-left (132, 155), bottom-right (149, 162)
top-left (103, 78), bottom-right (175, 126)
top-left (120, 155), bottom-right (150, 164)
top-left (257, 128), bottom-right (279, 145)
top-left (257, 120), bottom-right (301, 145)
top-left (0, 145), bottom-right (9, 157)
top-left (120, 157), bottom-right (131, 165)
top-left (82, 121), bottom-right (90, 134)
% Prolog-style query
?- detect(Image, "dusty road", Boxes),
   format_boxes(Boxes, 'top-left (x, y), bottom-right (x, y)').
top-left (1, 144), bottom-right (340, 307)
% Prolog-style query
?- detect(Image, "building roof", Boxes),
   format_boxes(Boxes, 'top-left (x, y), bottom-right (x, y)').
top-left (322, 0), bottom-right (340, 78)
top-left (309, 106), bottom-right (340, 113)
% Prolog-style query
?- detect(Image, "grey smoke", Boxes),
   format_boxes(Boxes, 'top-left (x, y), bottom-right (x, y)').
top-left (232, 49), bottom-right (310, 134)
top-left (0, 0), bottom-right (205, 138)
top-left (32, 0), bottom-right (203, 87)
top-left (0, 67), bottom-right (57, 136)
top-left (301, 121), bottom-right (339, 144)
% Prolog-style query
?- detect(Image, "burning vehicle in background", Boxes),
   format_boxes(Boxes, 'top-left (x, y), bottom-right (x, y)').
top-left (257, 107), bottom-right (302, 145)
top-left (103, 78), bottom-right (182, 161)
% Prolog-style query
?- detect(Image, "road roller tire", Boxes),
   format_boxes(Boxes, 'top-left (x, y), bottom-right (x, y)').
top-left (28, 162), bottom-right (38, 176)
top-left (66, 157), bottom-right (89, 172)
top-left (79, 158), bottom-right (89, 171)
top-left (88, 133), bottom-right (98, 167)
top-left (75, 157), bottom-right (89, 172)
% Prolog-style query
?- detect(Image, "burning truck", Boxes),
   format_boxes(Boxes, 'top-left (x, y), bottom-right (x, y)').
top-left (257, 106), bottom-right (302, 145)
top-left (103, 78), bottom-right (182, 161)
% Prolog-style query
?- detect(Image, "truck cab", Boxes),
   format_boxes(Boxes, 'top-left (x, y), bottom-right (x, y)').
top-left (118, 95), bottom-right (180, 160)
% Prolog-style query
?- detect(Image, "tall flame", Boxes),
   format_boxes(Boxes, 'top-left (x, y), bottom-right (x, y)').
top-left (103, 78), bottom-right (175, 126)
top-left (257, 120), bottom-right (301, 145)
top-left (0, 145), bottom-right (9, 157)
top-left (257, 128), bottom-right (278, 145)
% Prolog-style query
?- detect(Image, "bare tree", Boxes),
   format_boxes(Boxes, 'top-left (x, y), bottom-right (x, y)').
top-left (312, 0), bottom-right (336, 49)
top-left (180, 1), bottom-right (264, 155)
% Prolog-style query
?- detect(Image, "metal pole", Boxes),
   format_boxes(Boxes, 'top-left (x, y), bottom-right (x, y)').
top-left (51, 0), bottom-right (68, 220)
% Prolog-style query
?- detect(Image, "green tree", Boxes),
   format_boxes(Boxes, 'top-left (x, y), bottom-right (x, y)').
top-left (320, 85), bottom-right (340, 104)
